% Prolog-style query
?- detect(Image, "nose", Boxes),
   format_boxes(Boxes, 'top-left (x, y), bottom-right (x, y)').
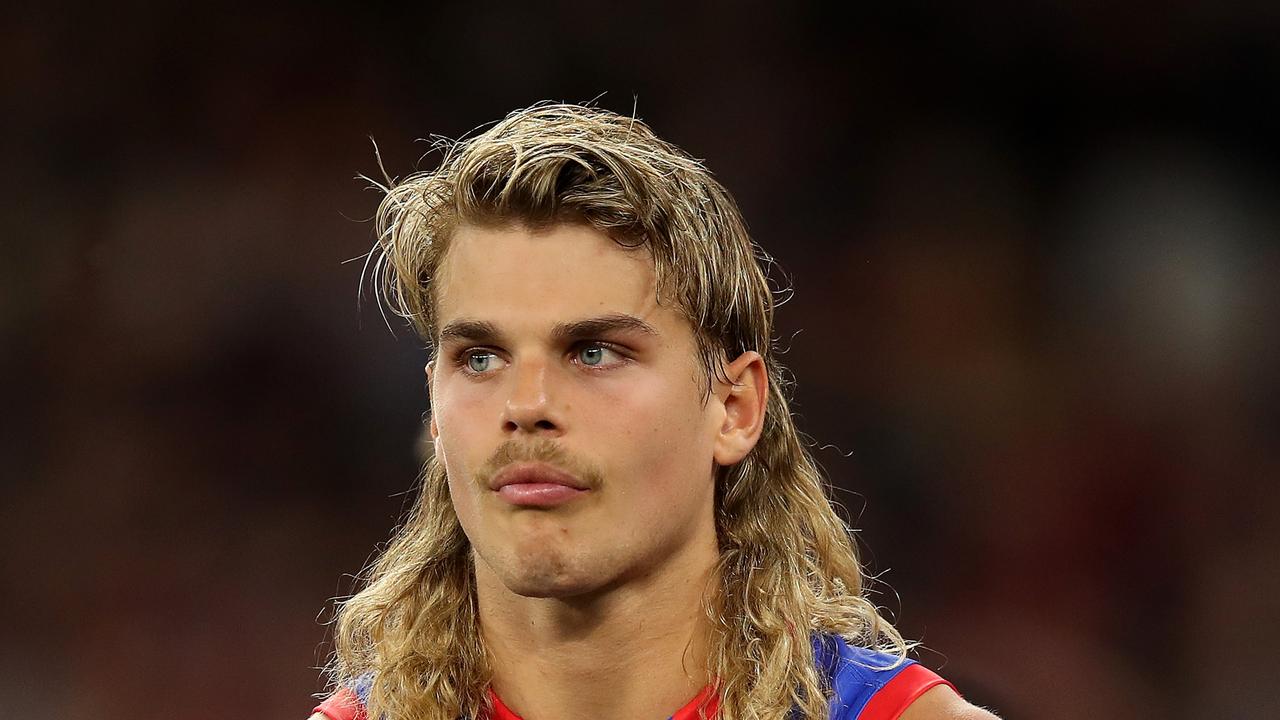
top-left (501, 358), bottom-right (563, 436)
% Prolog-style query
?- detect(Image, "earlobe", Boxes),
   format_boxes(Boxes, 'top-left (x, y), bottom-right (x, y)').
top-left (713, 351), bottom-right (768, 466)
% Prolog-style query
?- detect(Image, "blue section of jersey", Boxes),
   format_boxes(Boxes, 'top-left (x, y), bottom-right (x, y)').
top-left (812, 634), bottom-right (914, 720)
top-left (352, 673), bottom-right (374, 706)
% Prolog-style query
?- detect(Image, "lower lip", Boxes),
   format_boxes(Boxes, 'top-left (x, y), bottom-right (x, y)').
top-left (496, 483), bottom-right (587, 507)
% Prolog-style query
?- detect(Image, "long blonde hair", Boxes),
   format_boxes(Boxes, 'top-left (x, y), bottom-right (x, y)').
top-left (331, 103), bottom-right (909, 720)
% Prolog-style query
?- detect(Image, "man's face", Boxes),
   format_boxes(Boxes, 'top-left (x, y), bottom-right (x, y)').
top-left (429, 222), bottom-right (725, 598)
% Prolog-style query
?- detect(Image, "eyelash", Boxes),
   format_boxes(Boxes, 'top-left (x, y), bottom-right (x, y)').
top-left (450, 342), bottom-right (628, 376)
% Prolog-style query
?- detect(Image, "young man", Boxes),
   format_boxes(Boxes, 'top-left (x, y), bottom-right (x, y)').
top-left (310, 104), bottom-right (999, 720)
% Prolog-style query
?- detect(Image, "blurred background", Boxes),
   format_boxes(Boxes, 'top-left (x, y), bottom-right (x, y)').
top-left (3, 2), bottom-right (1278, 718)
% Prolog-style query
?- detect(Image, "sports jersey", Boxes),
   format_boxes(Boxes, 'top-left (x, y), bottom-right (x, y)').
top-left (312, 634), bottom-right (954, 720)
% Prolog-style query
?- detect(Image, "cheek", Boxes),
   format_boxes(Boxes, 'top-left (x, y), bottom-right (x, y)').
top-left (614, 369), bottom-right (708, 439)
top-left (432, 382), bottom-right (493, 463)
top-left (592, 373), bottom-right (716, 484)
top-left (433, 406), bottom-right (480, 509)
top-left (442, 443), bottom-right (488, 541)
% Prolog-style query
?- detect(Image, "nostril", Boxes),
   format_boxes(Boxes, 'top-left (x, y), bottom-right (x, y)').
top-left (534, 420), bottom-right (556, 431)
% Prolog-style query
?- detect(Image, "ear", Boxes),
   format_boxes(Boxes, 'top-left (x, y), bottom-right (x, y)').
top-left (712, 351), bottom-right (768, 466)
top-left (425, 362), bottom-right (439, 440)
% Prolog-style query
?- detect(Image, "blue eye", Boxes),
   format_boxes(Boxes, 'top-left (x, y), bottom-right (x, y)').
top-left (466, 351), bottom-right (501, 373)
top-left (576, 343), bottom-right (624, 368)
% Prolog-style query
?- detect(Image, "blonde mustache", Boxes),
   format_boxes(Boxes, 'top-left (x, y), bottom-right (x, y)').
top-left (475, 437), bottom-right (604, 491)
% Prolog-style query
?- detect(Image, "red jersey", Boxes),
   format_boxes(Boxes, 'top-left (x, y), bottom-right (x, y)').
top-left (313, 634), bottom-right (953, 720)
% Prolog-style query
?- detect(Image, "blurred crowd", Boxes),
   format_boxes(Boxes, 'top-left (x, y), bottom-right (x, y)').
top-left (2, 3), bottom-right (1277, 718)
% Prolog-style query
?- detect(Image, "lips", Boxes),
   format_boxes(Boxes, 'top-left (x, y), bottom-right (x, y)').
top-left (489, 463), bottom-right (589, 507)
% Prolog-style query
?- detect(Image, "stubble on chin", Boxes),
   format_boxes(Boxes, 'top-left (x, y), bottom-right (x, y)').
top-left (474, 542), bottom-right (604, 599)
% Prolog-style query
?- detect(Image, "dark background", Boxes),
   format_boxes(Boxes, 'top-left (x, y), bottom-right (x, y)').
top-left (3, 2), bottom-right (1278, 718)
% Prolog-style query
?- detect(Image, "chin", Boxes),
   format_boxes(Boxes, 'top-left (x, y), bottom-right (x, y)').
top-left (503, 579), bottom-right (586, 599)
top-left (488, 547), bottom-right (609, 599)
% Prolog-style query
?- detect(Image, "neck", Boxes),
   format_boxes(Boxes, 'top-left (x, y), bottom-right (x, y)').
top-left (475, 541), bottom-right (718, 720)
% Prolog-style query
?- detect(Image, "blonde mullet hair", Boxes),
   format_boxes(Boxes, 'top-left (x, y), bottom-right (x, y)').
top-left (332, 103), bottom-right (909, 720)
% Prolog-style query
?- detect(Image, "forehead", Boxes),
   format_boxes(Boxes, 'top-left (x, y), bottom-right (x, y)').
top-left (434, 222), bottom-right (677, 335)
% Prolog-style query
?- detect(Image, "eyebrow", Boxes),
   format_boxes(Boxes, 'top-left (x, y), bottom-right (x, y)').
top-left (438, 319), bottom-right (502, 345)
top-left (551, 313), bottom-right (659, 343)
top-left (437, 313), bottom-right (659, 346)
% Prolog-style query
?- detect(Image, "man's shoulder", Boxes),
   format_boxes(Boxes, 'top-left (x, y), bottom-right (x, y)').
top-left (898, 685), bottom-right (1001, 720)
top-left (813, 633), bottom-right (910, 669)
top-left (813, 633), bottom-right (918, 692)
top-left (814, 634), bottom-right (1000, 720)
